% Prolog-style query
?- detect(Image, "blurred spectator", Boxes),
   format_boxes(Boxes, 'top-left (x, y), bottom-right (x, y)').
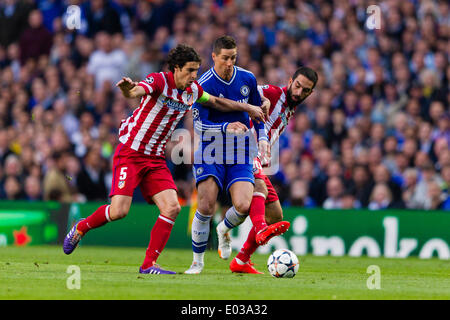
top-left (425, 181), bottom-right (446, 210)
top-left (4, 175), bottom-right (23, 200)
top-left (24, 175), bottom-right (42, 201)
top-left (407, 162), bottom-right (443, 209)
top-left (83, 0), bottom-right (122, 37)
top-left (287, 178), bottom-right (316, 208)
top-left (368, 183), bottom-right (393, 210)
top-left (371, 164), bottom-right (404, 208)
top-left (347, 164), bottom-right (373, 207)
top-left (76, 145), bottom-right (108, 201)
top-left (323, 177), bottom-right (344, 209)
top-left (87, 31), bottom-right (127, 89)
top-left (0, 0), bottom-right (32, 47)
top-left (341, 191), bottom-right (361, 209)
top-left (19, 9), bottom-right (53, 65)
top-left (42, 151), bottom-right (72, 202)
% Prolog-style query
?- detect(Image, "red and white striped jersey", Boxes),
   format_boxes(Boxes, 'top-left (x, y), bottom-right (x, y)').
top-left (256, 84), bottom-right (296, 146)
top-left (118, 71), bottom-right (204, 157)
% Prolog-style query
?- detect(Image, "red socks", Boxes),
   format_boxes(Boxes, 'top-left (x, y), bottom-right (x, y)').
top-left (141, 214), bottom-right (175, 269)
top-left (236, 192), bottom-right (267, 263)
top-left (249, 192), bottom-right (267, 233)
top-left (77, 204), bottom-right (111, 234)
top-left (236, 226), bottom-right (259, 263)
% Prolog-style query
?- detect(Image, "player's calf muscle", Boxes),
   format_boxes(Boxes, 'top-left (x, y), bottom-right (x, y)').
top-left (265, 202), bottom-right (283, 225)
top-left (109, 196), bottom-right (132, 220)
top-left (254, 178), bottom-right (268, 197)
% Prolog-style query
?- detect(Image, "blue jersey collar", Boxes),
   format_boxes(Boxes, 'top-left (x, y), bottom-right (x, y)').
top-left (211, 66), bottom-right (237, 85)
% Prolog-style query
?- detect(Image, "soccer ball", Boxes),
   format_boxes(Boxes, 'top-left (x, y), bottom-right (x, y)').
top-left (267, 249), bottom-right (299, 278)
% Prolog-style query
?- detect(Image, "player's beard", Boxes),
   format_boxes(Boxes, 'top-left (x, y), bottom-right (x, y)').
top-left (286, 85), bottom-right (304, 108)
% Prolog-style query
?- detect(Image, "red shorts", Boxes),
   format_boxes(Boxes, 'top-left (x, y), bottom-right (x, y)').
top-left (109, 143), bottom-right (177, 203)
top-left (253, 157), bottom-right (279, 204)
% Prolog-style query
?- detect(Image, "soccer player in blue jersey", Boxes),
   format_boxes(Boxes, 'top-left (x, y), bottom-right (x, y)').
top-left (185, 36), bottom-right (288, 274)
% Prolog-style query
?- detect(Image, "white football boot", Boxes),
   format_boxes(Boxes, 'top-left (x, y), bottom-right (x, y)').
top-left (184, 261), bottom-right (204, 274)
top-left (216, 223), bottom-right (232, 260)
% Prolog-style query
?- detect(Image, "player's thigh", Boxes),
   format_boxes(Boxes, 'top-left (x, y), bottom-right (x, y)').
top-left (265, 200), bottom-right (283, 225)
top-left (226, 163), bottom-right (255, 214)
top-left (152, 188), bottom-right (181, 220)
top-left (196, 176), bottom-right (220, 215)
top-left (109, 194), bottom-right (133, 220)
top-left (139, 158), bottom-right (178, 205)
top-left (109, 144), bottom-right (141, 199)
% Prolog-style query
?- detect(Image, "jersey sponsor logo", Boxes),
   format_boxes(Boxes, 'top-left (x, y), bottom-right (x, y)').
top-left (162, 97), bottom-right (190, 111)
top-left (261, 85), bottom-right (269, 89)
top-left (236, 98), bottom-right (249, 103)
top-left (240, 85), bottom-right (250, 96)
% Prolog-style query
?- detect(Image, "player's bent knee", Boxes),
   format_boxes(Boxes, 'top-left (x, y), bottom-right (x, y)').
top-left (109, 205), bottom-right (129, 220)
top-left (161, 202), bottom-right (181, 220)
top-left (233, 199), bottom-right (252, 215)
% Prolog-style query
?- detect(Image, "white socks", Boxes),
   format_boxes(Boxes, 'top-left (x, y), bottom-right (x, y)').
top-left (218, 206), bottom-right (247, 234)
top-left (191, 210), bottom-right (211, 264)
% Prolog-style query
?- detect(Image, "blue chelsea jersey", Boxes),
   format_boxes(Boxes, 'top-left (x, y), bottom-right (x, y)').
top-left (192, 66), bottom-right (267, 164)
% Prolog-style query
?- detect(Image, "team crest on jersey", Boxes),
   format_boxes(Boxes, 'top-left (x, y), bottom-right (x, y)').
top-left (240, 85), bottom-right (250, 96)
top-left (118, 180), bottom-right (125, 189)
top-left (196, 167), bottom-right (204, 176)
top-left (144, 76), bottom-right (154, 84)
top-left (186, 93), bottom-right (193, 105)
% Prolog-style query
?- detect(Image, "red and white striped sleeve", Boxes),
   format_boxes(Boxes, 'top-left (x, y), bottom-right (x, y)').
top-left (137, 73), bottom-right (164, 96)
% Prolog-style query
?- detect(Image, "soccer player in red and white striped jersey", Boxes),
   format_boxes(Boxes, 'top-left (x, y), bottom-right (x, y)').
top-left (63, 44), bottom-right (265, 274)
top-left (227, 67), bottom-right (319, 273)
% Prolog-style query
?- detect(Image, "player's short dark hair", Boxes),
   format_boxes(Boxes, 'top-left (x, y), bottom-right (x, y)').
top-left (166, 44), bottom-right (202, 72)
top-left (292, 67), bottom-right (318, 88)
top-left (213, 35), bottom-right (237, 54)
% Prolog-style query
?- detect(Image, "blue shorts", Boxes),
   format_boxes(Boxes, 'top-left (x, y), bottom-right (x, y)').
top-left (193, 163), bottom-right (254, 192)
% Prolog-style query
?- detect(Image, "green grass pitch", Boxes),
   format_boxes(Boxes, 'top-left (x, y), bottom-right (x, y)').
top-left (0, 245), bottom-right (449, 300)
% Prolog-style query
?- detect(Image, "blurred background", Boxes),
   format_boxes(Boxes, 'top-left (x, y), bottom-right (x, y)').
top-left (0, 0), bottom-right (448, 213)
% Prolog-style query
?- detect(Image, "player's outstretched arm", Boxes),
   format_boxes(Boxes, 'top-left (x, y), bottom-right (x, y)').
top-left (199, 93), bottom-right (265, 123)
top-left (116, 77), bottom-right (146, 99)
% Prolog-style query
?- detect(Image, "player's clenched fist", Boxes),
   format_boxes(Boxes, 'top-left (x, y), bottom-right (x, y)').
top-left (226, 121), bottom-right (248, 134)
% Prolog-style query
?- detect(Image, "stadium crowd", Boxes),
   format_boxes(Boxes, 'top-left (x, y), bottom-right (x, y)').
top-left (0, 0), bottom-right (449, 211)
